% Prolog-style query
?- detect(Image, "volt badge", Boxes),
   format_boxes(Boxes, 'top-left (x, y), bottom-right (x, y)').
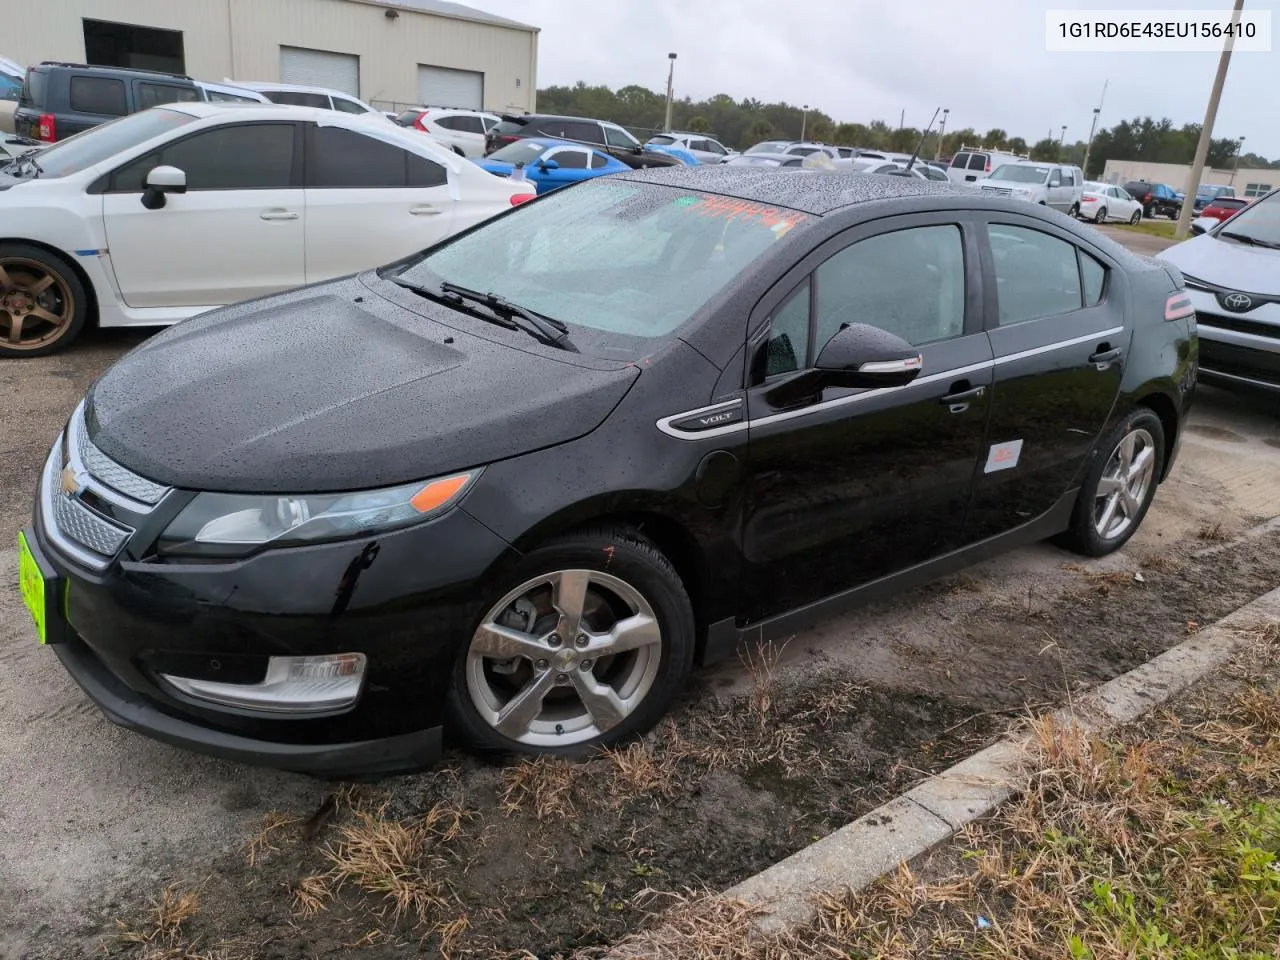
top-left (984, 439), bottom-right (1023, 474)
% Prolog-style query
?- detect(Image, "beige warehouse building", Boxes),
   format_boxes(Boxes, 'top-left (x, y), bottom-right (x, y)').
top-left (3, 0), bottom-right (539, 115)
top-left (1101, 159), bottom-right (1276, 200)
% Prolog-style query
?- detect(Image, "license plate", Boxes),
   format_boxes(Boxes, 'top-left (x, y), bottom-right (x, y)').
top-left (17, 530), bottom-right (63, 645)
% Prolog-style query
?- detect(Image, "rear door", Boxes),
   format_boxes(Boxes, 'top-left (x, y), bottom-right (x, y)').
top-left (740, 214), bottom-right (994, 621)
top-left (100, 121), bottom-right (305, 308)
top-left (962, 215), bottom-right (1129, 541)
top-left (303, 123), bottom-right (455, 281)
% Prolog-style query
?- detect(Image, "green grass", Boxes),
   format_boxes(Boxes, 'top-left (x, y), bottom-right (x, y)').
top-left (1108, 218), bottom-right (1179, 239)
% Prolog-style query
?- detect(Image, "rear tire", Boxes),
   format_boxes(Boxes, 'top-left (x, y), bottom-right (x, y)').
top-left (1094, 206), bottom-right (1107, 223)
top-left (446, 527), bottom-right (695, 758)
top-left (1057, 408), bottom-right (1164, 557)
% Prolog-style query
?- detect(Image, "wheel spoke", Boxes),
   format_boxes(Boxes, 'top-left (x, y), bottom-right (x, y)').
top-left (3, 311), bottom-right (21, 344)
top-left (1117, 433), bottom-right (1136, 473)
top-left (28, 273), bottom-right (55, 295)
top-left (1096, 474), bottom-right (1124, 497)
top-left (0, 264), bottom-right (11, 289)
top-left (29, 306), bottom-right (64, 325)
top-left (1098, 492), bottom-right (1120, 532)
top-left (471, 622), bottom-right (548, 661)
top-left (551, 570), bottom-right (590, 639)
top-left (1127, 446), bottom-right (1154, 483)
top-left (570, 672), bottom-right (627, 733)
top-left (494, 669), bottom-right (558, 738)
top-left (1121, 487), bottom-right (1142, 519)
top-left (597, 612), bottom-right (661, 656)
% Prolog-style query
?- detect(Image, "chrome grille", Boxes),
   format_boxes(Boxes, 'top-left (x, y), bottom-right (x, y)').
top-left (50, 475), bottom-right (131, 555)
top-left (981, 186), bottom-right (1012, 197)
top-left (72, 409), bottom-right (169, 505)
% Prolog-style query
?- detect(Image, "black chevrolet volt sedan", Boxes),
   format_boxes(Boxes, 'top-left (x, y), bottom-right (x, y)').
top-left (19, 167), bottom-right (1198, 776)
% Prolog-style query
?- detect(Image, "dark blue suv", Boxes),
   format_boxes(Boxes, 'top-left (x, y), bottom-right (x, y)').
top-left (14, 62), bottom-right (199, 143)
top-left (1122, 181), bottom-right (1181, 218)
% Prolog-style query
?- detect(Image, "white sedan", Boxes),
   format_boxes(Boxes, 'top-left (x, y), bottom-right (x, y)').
top-left (1079, 182), bottom-right (1142, 225)
top-left (0, 103), bottom-right (534, 356)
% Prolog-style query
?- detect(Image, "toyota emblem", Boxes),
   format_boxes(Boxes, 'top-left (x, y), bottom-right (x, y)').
top-left (1222, 292), bottom-right (1253, 313)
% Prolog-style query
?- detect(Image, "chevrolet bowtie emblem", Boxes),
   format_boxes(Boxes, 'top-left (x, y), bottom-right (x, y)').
top-left (60, 465), bottom-right (84, 497)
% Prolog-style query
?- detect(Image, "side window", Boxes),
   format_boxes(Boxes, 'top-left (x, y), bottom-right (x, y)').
top-left (603, 125), bottom-right (637, 149)
top-left (452, 115), bottom-right (484, 135)
top-left (408, 152), bottom-right (447, 187)
top-left (967, 153), bottom-right (988, 171)
top-left (69, 76), bottom-right (127, 116)
top-left (763, 280), bottom-right (811, 378)
top-left (110, 123), bottom-right (295, 192)
top-left (588, 152), bottom-right (608, 169)
top-left (814, 225), bottom-right (966, 350)
top-left (548, 148), bottom-right (588, 170)
top-left (950, 152), bottom-right (970, 169)
top-left (988, 225), bottom-right (1083, 325)
top-left (269, 90), bottom-right (330, 108)
top-left (1080, 251), bottom-right (1106, 306)
top-left (332, 97), bottom-right (369, 115)
top-left (1049, 168), bottom-right (1063, 186)
top-left (136, 82), bottom-right (199, 109)
top-left (556, 121), bottom-right (602, 144)
top-left (308, 125), bottom-right (412, 188)
top-left (1061, 169), bottom-right (1075, 186)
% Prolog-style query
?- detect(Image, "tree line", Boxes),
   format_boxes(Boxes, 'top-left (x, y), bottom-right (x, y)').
top-left (535, 81), bottom-right (1278, 179)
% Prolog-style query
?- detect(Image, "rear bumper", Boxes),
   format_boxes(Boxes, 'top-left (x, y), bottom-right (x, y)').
top-left (53, 630), bottom-right (443, 778)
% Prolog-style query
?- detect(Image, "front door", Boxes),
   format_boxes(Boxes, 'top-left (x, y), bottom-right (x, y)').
top-left (741, 216), bottom-right (994, 622)
top-left (101, 121), bottom-right (304, 308)
top-left (303, 124), bottom-right (456, 283)
top-left (962, 217), bottom-right (1129, 541)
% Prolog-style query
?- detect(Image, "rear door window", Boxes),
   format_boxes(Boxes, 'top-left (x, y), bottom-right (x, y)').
top-left (267, 90), bottom-right (330, 108)
top-left (988, 225), bottom-right (1084, 325)
top-left (309, 125), bottom-right (410, 187)
top-left (332, 97), bottom-right (369, 115)
top-left (950, 152), bottom-right (970, 169)
top-left (69, 76), bottom-right (127, 116)
top-left (450, 115), bottom-right (485, 135)
top-left (135, 82), bottom-right (199, 110)
top-left (967, 153), bottom-right (988, 171)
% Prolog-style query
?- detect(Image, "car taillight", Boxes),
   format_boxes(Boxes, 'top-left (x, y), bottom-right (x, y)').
top-left (1144, 192), bottom-right (1152, 202)
top-left (509, 193), bottom-right (535, 206)
top-left (37, 113), bottom-right (55, 141)
top-left (985, 159), bottom-right (991, 172)
top-left (500, 135), bottom-right (518, 143)
top-left (1165, 292), bottom-right (1195, 321)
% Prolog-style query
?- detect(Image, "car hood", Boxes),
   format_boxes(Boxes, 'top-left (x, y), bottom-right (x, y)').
top-left (1157, 235), bottom-right (1280, 295)
top-left (85, 276), bottom-right (640, 494)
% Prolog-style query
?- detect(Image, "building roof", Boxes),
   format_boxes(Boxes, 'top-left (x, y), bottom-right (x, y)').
top-left (371, 0), bottom-right (538, 31)
top-left (615, 165), bottom-right (960, 216)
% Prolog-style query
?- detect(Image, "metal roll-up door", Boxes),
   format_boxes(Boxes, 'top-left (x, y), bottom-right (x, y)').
top-left (279, 46), bottom-right (360, 96)
top-left (417, 65), bottom-right (483, 109)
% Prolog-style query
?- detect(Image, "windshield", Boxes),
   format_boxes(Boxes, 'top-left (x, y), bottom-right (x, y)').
top-left (746, 141), bottom-right (789, 154)
top-left (393, 180), bottom-right (811, 358)
top-left (1083, 182), bottom-right (1107, 193)
top-left (1212, 190), bottom-right (1279, 245)
top-left (9, 108), bottom-right (196, 178)
top-left (647, 135), bottom-right (676, 145)
top-left (989, 164), bottom-right (1051, 184)
top-left (486, 140), bottom-right (550, 164)
top-left (727, 155), bottom-right (781, 166)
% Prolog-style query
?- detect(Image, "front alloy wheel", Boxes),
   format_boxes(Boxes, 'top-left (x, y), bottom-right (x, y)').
top-left (1129, 210), bottom-right (1141, 225)
top-left (0, 244), bottom-right (89, 358)
top-left (447, 528), bottom-right (694, 756)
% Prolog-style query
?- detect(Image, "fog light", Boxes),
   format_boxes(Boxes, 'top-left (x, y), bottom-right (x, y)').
top-left (162, 653), bottom-right (367, 716)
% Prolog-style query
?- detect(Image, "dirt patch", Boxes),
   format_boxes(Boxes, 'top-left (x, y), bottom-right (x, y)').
top-left (78, 528), bottom-right (1280, 960)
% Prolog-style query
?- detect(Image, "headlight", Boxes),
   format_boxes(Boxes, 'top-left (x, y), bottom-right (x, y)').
top-left (156, 470), bottom-right (479, 559)
top-left (1013, 188), bottom-right (1032, 198)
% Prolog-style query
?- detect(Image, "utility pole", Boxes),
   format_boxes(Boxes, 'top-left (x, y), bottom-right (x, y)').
top-left (663, 52), bottom-right (676, 133)
top-left (1177, 0), bottom-right (1244, 238)
top-left (1230, 136), bottom-right (1246, 184)
top-left (934, 107), bottom-right (949, 161)
top-left (899, 109), bottom-right (904, 130)
top-left (1081, 79), bottom-right (1108, 179)
top-left (801, 104), bottom-right (809, 141)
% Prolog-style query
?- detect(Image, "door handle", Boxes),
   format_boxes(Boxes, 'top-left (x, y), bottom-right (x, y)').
top-left (1089, 346), bottom-right (1123, 368)
top-left (410, 205), bottom-right (442, 216)
top-left (259, 209), bottom-right (298, 221)
top-left (939, 383), bottom-right (986, 409)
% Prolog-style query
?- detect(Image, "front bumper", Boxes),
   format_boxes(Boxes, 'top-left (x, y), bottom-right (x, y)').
top-left (27, 424), bottom-right (520, 776)
top-left (1184, 292), bottom-right (1280, 392)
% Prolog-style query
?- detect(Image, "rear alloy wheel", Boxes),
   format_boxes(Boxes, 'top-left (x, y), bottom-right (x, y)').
top-left (0, 244), bottom-right (89, 358)
top-left (447, 528), bottom-right (694, 756)
top-left (1130, 209), bottom-right (1141, 225)
top-left (1058, 408), bottom-right (1165, 557)
top-left (1094, 205), bottom-right (1108, 223)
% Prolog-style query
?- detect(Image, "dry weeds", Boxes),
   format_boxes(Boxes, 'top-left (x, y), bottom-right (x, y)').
top-left (1197, 520), bottom-right (1231, 542)
top-left (499, 755), bottom-right (579, 821)
top-left (114, 885), bottom-right (255, 960)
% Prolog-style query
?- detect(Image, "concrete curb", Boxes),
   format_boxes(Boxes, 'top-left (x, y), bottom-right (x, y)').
top-left (616, 583), bottom-right (1280, 949)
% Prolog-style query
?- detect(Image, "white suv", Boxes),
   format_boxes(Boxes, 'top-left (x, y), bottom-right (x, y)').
top-left (644, 132), bottom-right (735, 165)
top-left (396, 107), bottom-right (500, 158)
top-left (227, 81), bottom-right (384, 119)
top-left (974, 161), bottom-right (1085, 215)
top-left (947, 147), bottom-right (1027, 185)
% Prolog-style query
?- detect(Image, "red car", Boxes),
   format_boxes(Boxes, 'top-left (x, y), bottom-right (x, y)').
top-left (1200, 196), bottom-right (1251, 223)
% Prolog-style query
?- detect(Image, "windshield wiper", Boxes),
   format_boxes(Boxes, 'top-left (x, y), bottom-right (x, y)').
top-left (439, 281), bottom-right (577, 352)
top-left (12, 155), bottom-right (42, 178)
top-left (1219, 231), bottom-right (1280, 250)
top-left (386, 276), bottom-right (577, 351)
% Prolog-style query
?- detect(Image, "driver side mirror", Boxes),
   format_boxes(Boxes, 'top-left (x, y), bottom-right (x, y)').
top-left (141, 165), bottom-right (187, 210)
top-left (815, 323), bottom-right (923, 388)
top-left (537, 158), bottom-right (559, 171)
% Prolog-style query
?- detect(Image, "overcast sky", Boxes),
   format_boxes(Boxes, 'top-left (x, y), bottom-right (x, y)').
top-left (476, 0), bottom-right (1280, 158)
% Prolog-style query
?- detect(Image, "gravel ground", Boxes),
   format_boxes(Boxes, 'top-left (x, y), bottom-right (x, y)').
top-left (1, 290), bottom-right (1277, 956)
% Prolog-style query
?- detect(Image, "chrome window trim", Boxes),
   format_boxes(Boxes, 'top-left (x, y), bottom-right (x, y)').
top-left (655, 326), bottom-right (1126, 440)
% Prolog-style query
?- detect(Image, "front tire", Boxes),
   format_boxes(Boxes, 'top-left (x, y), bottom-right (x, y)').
top-left (1057, 408), bottom-right (1164, 557)
top-left (1094, 206), bottom-right (1107, 223)
top-left (446, 527), bottom-right (695, 757)
top-left (1129, 210), bottom-right (1141, 225)
top-left (0, 243), bottom-right (89, 358)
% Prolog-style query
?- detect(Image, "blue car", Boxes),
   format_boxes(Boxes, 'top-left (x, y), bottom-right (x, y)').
top-left (472, 138), bottom-right (629, 194)
top-left (641, 143), bottom-right (700, 166)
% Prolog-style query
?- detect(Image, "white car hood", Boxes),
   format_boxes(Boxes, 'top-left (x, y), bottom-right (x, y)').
top-left (1157, 235), bottom-right (1280, 295)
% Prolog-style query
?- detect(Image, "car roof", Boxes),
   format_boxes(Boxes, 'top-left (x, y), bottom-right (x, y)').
top-left (194, 80), bottom-right (271, 101)
top-left (615, 165), bottom-right (962, 215)
top-left (229, 80), bottom-right (363, 99)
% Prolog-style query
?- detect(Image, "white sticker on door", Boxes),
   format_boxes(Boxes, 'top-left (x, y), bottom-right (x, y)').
top-left (985, 439), bottom-right (1023, 474)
